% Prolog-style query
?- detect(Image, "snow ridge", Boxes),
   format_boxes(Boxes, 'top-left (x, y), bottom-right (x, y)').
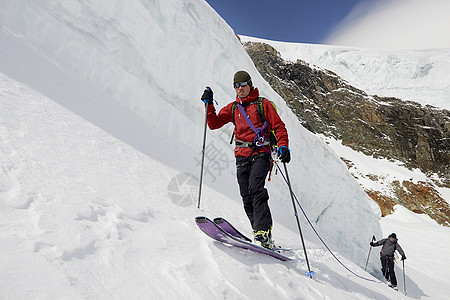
top-left (242, 36), bottom-right (450, 110)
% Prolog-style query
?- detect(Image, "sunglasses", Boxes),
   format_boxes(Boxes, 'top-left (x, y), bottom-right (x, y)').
top-left (233, 81), bottom-right (249, 88)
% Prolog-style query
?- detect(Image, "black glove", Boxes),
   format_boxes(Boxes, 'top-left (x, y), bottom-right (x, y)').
top-left (201, 87), bottom-right (213, 105)
top-left (370, 242), bottom-right (375, 247)
top-left (401, 255), bottom-right (406, 260)
top-left (278, 146), bottom-right (291, 163)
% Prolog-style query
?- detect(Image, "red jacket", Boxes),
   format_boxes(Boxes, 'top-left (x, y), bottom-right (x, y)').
top-left (207, 88), bottom-right (289, 157)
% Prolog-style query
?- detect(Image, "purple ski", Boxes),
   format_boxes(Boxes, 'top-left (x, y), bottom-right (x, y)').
top-left (213, 217), bottom-right (252, 242)
top-left (195, 216), bottom-right (292, 261)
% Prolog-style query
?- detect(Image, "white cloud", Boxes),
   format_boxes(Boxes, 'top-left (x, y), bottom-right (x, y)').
top-left (325, 0), bottom-right (450, 50)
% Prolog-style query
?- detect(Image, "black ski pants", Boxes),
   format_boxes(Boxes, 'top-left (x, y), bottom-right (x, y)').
top-left (381, 256), bottom-right (397, 286)
top-left (236, 152), bottom-right (272, 232)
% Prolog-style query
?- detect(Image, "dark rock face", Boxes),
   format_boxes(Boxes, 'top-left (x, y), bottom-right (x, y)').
top-left (244, 42), bottom-right (450, 186)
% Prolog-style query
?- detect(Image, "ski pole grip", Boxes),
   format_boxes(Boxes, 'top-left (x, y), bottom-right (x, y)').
top-left (372, 235), bottom-right (376, 242)
top-left (204, 86), bottom-right (218, 105)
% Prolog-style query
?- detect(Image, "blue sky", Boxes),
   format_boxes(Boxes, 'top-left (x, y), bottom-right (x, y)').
top-left (205, 0), bottom-right (450, 50)
top-left (205, 0), bottom-right (374, 44)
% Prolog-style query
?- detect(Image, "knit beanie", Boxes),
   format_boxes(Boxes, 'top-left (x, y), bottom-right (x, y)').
top-left (389, 233), bottom-right (397, 239)
top-left (233, 70), bottom-right (252, 87)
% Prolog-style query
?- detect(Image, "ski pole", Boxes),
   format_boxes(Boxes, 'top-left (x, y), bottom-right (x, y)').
top-left (364, 235), bottom-right (376, 271)
top-left (197, 87), bottom-right (211, 209)
top-left (283, 162), bottom-right (313, 278)
top-left (403, 259), bottom-right (407, 295)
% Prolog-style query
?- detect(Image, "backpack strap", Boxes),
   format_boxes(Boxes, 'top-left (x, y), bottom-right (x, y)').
top-left (258, 97), bottom-right (279, 149)
top-left (229, 102), bottom-right (237, 144)
top-left (231, 102), bottom-right (237, 125)
top-left (256, 97), bottom-right (266, 124)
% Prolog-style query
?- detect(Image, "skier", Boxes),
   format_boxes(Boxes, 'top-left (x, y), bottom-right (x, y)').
top-left (201, 70), bottom-right (290, 249)
top-left (371, 233), bottom-right (406, 290)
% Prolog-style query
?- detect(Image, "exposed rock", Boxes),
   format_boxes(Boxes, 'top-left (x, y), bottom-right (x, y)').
top-left (392, 181), bottom-right (450, 226)
top-left (340, 157), bottom-right (354, 169)
top-left (366, 190), bottom-right (397, 217)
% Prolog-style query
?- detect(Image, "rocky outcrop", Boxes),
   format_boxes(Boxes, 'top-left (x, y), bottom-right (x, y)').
top-left (392, 181), bottom-right (450, 226)
top-left (244, 41), bottom-right (450, 186)
top-left (366, 190), bottom-right (397, 217)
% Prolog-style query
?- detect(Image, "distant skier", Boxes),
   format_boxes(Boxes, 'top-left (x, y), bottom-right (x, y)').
top-left (371, 233), bottom-right (406, 290)
top-left (201, 70), bottom-right (290, 249)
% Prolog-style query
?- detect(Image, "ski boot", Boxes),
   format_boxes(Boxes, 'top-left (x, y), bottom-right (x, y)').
top-left (253, 229), bottom-right (274, 249)
top-left (388, 283), bottom-right (398, 291)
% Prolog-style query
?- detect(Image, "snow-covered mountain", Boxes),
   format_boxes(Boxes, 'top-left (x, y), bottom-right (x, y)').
top-left (0, 0), bottom-right (448, 299)
top-left (242, 36), bottom-right (450, 110)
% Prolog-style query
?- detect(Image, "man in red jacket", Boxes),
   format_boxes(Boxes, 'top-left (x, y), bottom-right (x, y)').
top-left (201, 70), bottom-right (290, 249)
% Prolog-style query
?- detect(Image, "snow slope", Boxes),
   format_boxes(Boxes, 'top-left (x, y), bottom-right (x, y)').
top-left (0, 0), bottom-right (448, 299)
top-left (0, 71), bottom-right (406, 300)
top-left (241, 36), bottom-right (450, 110)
